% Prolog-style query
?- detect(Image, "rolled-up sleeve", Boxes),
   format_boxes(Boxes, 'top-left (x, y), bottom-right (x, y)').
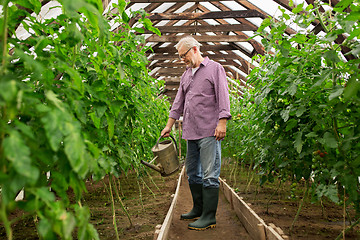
top-left (214, 64), bottom-right (232, 120)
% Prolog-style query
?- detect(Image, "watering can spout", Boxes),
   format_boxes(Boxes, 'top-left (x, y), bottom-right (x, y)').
top-left (140, 158), bottom-right (162, 173)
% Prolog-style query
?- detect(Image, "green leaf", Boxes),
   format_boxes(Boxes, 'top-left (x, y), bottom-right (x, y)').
top-left (85, 140), bottom-right (100, 159)
top-left (109, 101), bottom-right (123, 117)
top-left (34, 36), bottom-right (50, 55)
top-left (334, 0), bottom-right (353, 12)
top-left (344, 76), bottom-right (360, 99)
top-left (15, 120), bottom-right (35, 140)
top-left (285, 118), bottom-right (298, 131)
top-left (294, 131), bottom-right (303, 153)
top-left (305, 132), bottom-right (318, 138)
top-left (258, 17), bottom-right (271, 32)
top-left (133, 27), bottom-right (145, 33)
top-left (45, 90), bottom-right (65, 112)
top-left (42, 109), bottom-right (64, 152)
top-left (292, 34), bottom-right (306, 44)
top-left (305, 4), bottom-right (313, 11)
top-left (329, 87), bottom-right (344, 100)
top-left (0, 80), bottom-right (17, 102)
top-left (90, 112), bottom-right (101, 129)
top-left (296, 105), bottom-right (306, 117)
top-left (61, 211), bottom-right (76, 239)
top-left (64, 122), bottom-right (87, 176)
top-left (312, 71), bottom-right (331, 88)
top-left (106, 112), bottom-right (115, 140)
top-left (348, 27), bottom-right (360, 41)
top-left (323, 132), bottom-right (338, 148)
top-left (122, 11), bottom-right (130, 23)
top-left (280, 108), bottom-right (290, 122)
top-left (292, 3), bottom-right (304, 14)
top-left (64, 66), bottom-right (84, 94)
top-left (316, 184), bottom-right (339, 203)
top-left (323, 50), bottom-right (340, 64)
top-left (3, 131), bottom-right (39, 181)
top-left (116, 0), bottom-right (127, 15)
top-left (38, 218), bottom-right (56, 239)
top-left (15, 49), bottom-right (45, 79)
top-left (86, 0), bottom-right (103, 12)
top-left (287, 83), bottom-right (297, 96)
top-left (36, 187), bottom-right (56, 202)
top-left (345, 11), bottom-right (360, 21)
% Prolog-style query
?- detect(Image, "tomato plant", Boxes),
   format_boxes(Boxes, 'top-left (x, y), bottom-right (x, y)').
top-left (0, 0), bottom-right (168, 239)
top-left (224, 0), bottom-right (360, 220)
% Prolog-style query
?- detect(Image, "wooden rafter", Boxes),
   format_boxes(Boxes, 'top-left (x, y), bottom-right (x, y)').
top-left (145, 10), bottom-right (264, 21)
top-left (144, 23), bottom-right (257, 34)
top-left (147, 35), bottom-right (250, 43)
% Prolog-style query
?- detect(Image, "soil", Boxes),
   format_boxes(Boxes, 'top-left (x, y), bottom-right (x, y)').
top-left (0, 170), bottom-right (179, 240)
top-left (220, 158), bottom-right (360, 240)
top-left (1, 159), bottom-right (360, 240)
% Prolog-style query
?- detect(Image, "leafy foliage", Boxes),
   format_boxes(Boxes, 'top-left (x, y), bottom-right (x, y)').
top-left (223, 0), bottom-right (360, 215)
top-left (0, 0), bottom-right (169, 238)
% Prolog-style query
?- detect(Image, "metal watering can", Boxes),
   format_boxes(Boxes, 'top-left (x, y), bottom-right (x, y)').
top-left (141, 134), bottom-right (179, 177)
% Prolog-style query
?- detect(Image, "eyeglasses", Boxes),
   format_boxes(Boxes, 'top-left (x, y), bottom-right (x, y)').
top-left (179, 47), bottom-right (193, 60)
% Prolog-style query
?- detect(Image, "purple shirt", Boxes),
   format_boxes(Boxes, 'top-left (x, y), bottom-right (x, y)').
top-left (169, 57), bottom-right (231, 140)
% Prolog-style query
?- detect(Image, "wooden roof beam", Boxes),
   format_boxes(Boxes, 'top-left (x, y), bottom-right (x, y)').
top-left (233, 0), bottom-right (297, 35)
top-left (131, 0), bottom-right (235, 2)
top-left (147, 35), bottom-right (249, 43)
top-left (151, 44), bottom-right (241, 54)
top-left (197, 4), bottom-right (265, 55)
top-left (145, 10), bottom-right (264, 21)
top-left (194, 19), bottom-right (254, 58)
top-left (144, 23), bottom-right (257, 34)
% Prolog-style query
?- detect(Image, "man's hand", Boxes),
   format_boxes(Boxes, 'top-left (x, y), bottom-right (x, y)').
top-left (161, 126), bottom-right (172, 138)
top-left (161, 118), bottom-right (176, 137)
top-left (214, 118), bottom-right (227, 141)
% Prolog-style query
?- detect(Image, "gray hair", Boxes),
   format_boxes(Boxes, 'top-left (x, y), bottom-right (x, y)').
top-left (175, 36), bottom-right (201, 51)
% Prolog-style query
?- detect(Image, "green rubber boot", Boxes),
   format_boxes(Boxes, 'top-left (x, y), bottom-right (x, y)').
top-left (180, 184), bottom-right (203, 220)
top-left (188, 187), bottom-right (219, 230)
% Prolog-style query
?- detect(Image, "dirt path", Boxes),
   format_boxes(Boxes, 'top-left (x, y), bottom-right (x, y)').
top-left (167, 174), bottom-right (251, 240)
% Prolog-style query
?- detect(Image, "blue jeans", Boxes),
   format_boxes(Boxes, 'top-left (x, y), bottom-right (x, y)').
top-left (185, 136), bottom-right (221, 188)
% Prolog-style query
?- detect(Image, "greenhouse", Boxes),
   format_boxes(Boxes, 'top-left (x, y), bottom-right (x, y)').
top-left (0, 0), bottom-right (359, 239)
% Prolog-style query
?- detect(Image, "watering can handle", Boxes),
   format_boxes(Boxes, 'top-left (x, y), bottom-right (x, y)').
top-left (156, 134), bottom-right (178, 153)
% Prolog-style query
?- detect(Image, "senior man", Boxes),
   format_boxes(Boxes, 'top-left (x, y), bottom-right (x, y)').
top-left (161, 36), bottom-right (231, 230)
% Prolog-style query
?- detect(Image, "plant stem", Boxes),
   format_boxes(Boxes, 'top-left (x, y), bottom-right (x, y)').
top-left (335, 217), bottom-right (360, 240)
top-left (253, 182), bottom-right (259, 201)
top-left (266, 178), bottom-right (282, 214)
top-left (72, 45), bottom-right (77, 69)
top-left (290, 180), bottom-right (309, 234)
top-left (140, 177), bottom-right (156, 198)
top-left (0, 199), bottom-right (12, 240)
top-left (320, 197), bottom-right (327, 219)
top-left (343, 187), bottom-right (346, 240)
top-left (145, 170), bottom-right (160, 192)
top-left (234, 159), bottom-right (238, 186)
top-left (1, 0), bottom-right (9, 76)
top-left (117, 178), bottom-right (124, 198)
top-left (112, 176), bottom-right (133, 227)
top-left (315, 1), bottom-right (329, 34)
top-left (107, 177), bottom-right (120, 240)
top-left (245, 171), bottom-right (255, 193)
top-left (136, 176), bottom-right (144, 210)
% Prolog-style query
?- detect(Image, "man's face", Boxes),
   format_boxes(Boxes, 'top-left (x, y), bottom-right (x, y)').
top-left (178, 45), bottom-right (194, 67)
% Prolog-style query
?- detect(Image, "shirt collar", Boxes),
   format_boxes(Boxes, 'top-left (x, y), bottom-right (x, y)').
top-left (186, 56), bottom-right (209, 70)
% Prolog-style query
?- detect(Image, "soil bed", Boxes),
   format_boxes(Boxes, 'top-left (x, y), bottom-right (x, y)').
top-left (220, 158), bottom-right (360, 240)
top-left (0, 169), bottom-right (178, 240)
top-left (2, 158), bottom-right (360, 240)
